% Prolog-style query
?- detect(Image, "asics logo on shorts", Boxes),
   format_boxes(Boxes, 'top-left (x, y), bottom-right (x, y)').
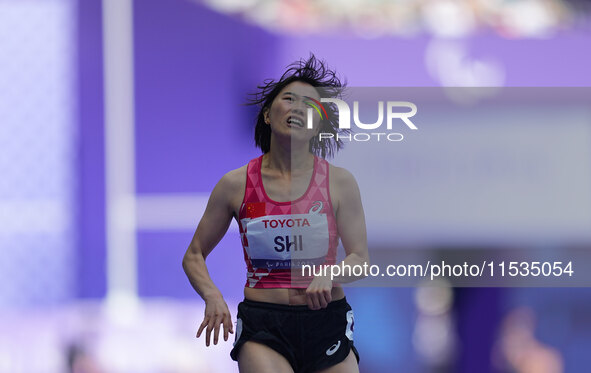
top-left (326, 340), bottom-right (341, 356)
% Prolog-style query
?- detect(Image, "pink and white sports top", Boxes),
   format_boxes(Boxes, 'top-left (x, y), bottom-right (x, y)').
top-left (238, 155), bottom-right (339, 288)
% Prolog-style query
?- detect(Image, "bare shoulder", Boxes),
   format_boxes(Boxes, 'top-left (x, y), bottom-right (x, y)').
top-left (327, 163), bottom-right (361, 213)
top-left (328, 163), bottom-right (359, 190)
top-left (218, 164), bottom-right (248, 192)
top-left (215, 164), bottom-right (248, 216)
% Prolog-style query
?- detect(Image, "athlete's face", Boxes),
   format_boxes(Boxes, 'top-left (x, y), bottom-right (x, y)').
top-left (264, 81), bottom-right (322, 145)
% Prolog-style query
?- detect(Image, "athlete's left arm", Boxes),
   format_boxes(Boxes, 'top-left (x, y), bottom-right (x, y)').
top-left (331, 166), bottom-right (370, 280)
top-left (305, 166), bottom-right (369, 310)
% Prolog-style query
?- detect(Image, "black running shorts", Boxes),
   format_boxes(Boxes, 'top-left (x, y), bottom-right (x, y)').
top-left (230, 297), bottom-right (360, 373)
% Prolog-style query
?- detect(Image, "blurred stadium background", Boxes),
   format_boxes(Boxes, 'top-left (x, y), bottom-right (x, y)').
top-left (1, 0), bottom-right (591, 372)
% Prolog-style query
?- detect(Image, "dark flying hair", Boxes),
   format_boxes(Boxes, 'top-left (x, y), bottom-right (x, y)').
top-left (249, 54), bottom-right (348, 158)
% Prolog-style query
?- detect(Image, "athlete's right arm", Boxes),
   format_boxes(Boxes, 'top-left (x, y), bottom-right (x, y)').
top-left (182, 169), bottom-right (242, 346)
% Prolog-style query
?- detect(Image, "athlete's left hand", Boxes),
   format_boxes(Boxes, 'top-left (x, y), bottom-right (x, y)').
top-left (306, 275), bottom-right (333, 310)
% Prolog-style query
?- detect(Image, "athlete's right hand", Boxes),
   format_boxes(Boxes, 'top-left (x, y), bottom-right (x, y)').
top-left (197, 295), bottom-right (234, 346)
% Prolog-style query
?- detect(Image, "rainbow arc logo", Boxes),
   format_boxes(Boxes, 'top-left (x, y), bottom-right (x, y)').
top-left (303, 96), bottom-right (328, 121)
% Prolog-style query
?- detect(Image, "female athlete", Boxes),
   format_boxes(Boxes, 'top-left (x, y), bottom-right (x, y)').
top-left (183, 55), bottom-right (369, 373)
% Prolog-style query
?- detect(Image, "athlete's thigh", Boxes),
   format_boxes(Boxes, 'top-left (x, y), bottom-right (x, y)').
top-left (313, 349), bottom-right (359, 373)
top-left (237, 341), bottom-right (294, 373)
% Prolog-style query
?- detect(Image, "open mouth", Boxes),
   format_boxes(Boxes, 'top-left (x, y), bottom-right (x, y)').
top-left (287, 116), bottom-right (305, 128)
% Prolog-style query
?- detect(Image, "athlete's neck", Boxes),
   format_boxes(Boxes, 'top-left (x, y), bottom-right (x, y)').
top-left (264, 145), bottom-right (314, 174)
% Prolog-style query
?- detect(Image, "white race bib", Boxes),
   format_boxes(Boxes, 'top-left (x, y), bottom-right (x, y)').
top-left (241, 213), bottom-right (329, 269)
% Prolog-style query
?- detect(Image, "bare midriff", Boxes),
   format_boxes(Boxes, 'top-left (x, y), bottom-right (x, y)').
top-left (244, 286), bottom-right (345, 305)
